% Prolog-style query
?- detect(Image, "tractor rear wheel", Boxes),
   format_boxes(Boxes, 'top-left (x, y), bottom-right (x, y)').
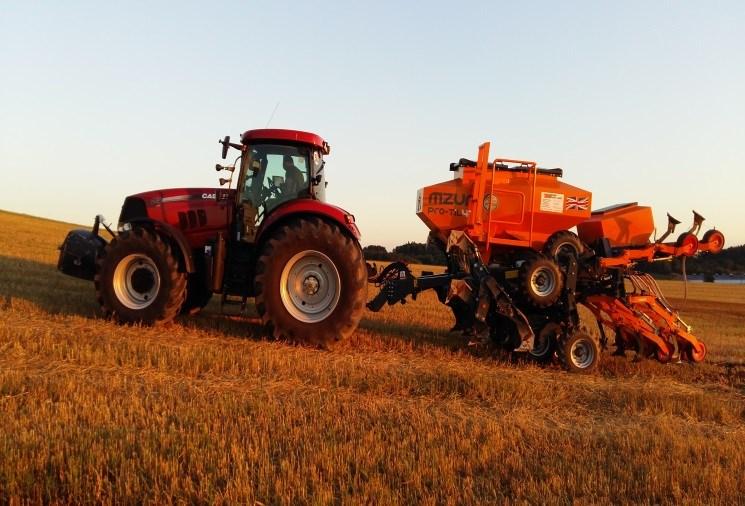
top-left (558, 330), bottom-right (599, 373)
top-left (519, 256), bottom-right (564, 307)
top-left (95, 228), bottom-right (186, 325)
top-left (254, 217), bottom-right (367, 348)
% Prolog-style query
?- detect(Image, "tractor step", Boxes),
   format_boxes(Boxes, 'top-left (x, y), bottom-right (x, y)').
top-left (220, 294), bottom-right (248, 313)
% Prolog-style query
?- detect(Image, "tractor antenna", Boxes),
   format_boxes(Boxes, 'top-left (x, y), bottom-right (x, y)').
top-left (265, 101), bottom-right (280, 128)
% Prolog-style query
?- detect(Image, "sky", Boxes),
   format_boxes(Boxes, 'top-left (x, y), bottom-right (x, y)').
top-left (1, 1), bottom-right (744, 249)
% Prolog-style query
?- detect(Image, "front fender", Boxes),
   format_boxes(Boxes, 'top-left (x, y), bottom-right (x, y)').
top-left (125, 218), bottom-right (196, 273)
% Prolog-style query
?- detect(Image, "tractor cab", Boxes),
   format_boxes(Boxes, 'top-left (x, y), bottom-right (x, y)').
top-left (219, 129), bottom-right (331, 242)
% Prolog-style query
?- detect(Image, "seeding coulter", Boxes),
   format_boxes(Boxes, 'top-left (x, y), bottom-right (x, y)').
top-left (368, 142), bottom-right (725, 372)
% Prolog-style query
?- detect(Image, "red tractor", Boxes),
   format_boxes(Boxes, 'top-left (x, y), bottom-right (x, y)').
top-left (58, 129), bottom-right (368, 346)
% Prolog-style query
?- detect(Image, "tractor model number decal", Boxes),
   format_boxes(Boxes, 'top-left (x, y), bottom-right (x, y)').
top-left (540, 192), bottom-right (564, 213)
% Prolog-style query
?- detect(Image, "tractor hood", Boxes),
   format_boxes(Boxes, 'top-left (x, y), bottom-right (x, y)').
top-left (119, 188), bottom-right (235, 248)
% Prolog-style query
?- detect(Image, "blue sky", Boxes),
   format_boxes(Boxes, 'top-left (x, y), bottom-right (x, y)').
top-left (1, 1), bottom-right (743, 248)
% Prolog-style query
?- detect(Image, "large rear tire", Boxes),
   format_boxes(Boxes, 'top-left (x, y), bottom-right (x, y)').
top-left (254, 217), bottom-right (367, 347)
top-left (95, 228), bottom-right (186, 324)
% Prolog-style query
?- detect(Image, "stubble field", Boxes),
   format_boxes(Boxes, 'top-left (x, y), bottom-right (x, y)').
top-left (1, 209), bottom-right (744, 504)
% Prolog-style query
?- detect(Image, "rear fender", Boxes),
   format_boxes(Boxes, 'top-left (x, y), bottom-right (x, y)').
top-left (256, 200), bottom-right (361, 244)
top-left (125, 218), bottom-right (196, 273)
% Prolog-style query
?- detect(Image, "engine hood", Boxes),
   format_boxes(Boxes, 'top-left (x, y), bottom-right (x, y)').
top-left (129, 187), bottom-right (233, 206)
top-left (118, 188), bottom-right (236, 248)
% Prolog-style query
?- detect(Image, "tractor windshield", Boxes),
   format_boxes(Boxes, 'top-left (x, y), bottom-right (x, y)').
top-left (241, 144), bottom-right (310, 215)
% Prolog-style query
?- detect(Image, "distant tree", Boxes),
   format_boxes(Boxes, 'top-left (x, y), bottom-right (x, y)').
top-left (362, 245), bottom-right (391, 261)
top-left (391, 242), bottom-right (446, 265)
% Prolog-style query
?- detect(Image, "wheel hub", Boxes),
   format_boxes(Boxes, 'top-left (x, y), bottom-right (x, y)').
top-left (131, 266), bottom-right (155, 294)
top-left (570, 339), bottom-right (595, 369)
top-left (280, 250), bottom-right (341, 323)
top-left (112, 254), bottom-right (161, 310)
top-left (303, 275), bottom-right (320, 296)
top-left (531, 268), bottom-right (556, 296)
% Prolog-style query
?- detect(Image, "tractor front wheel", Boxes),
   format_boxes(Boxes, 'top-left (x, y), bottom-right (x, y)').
top-left (254, 217), bottom-right (367, 348)
top-left (95, 228), bottom-right (186, 324)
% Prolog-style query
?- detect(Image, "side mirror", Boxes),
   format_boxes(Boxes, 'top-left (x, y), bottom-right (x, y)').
top-left (219, 136), bottom-right (231, 159)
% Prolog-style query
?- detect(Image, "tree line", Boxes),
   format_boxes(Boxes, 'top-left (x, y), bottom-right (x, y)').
top-left (363, 242), bottom-right (446, 266)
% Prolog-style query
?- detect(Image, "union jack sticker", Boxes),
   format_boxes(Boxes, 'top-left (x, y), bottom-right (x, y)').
top-left (566, 196), bottom-right (589, 211)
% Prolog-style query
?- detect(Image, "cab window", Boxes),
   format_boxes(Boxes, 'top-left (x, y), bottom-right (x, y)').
top-left (242, 144), bottom-right (310, 216)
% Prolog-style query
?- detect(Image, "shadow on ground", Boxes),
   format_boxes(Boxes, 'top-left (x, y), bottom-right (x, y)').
top-left (0, 254), bottom-right (271, 341)
top-left (0, 255), bottom-right (99, 318)
top-left (4, 255), bottom-right (741, 388)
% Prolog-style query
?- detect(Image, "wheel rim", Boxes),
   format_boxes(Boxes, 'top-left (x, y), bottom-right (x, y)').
top-left (690, 342), bottom-right (706, 362)
top-left (570, 338), bottom-right (595, 369)
top-left (113, 254), bottom-right (161, 310)
top-left (280, 250), bottom-right (341, 323)
top-left (555, 241), bottom-right (579, 260)
top-left (530, 267), bottom-right (557, 297)
top-left (531, 323), bottom-right (559, 358)
top-left (705, 231), bottom-right (724, 254)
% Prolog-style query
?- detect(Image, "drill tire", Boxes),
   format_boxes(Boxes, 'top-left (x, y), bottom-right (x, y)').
top-left (519, 255), bottom-right (564, 308)
top-left (558, 330), bottom-right (600, 373)
top-left (543, 230), bottom-right (584, 263)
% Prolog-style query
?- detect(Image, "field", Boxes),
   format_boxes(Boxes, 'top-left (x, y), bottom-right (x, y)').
top-left (1, 209), bottom-right (744, 504)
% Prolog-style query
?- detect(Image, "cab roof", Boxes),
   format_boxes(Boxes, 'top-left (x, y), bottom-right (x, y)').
top-left (240, 129), bottom-right (329, 154)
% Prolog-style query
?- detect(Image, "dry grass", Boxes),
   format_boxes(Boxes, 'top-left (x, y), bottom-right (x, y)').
top-left (1, 209), bottom-right (744, 505)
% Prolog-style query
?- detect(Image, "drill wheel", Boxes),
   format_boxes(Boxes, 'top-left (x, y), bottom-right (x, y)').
top-left (543, 230), bottom-right (584, 264)
top-left (558, 330), bottom-right (600, 373)
top-left (530, 321), bottom-right (560, 363)
top-left (682, 342), bottom-right (707, 363)
top-left (519, 255), bottom-right (564, 308)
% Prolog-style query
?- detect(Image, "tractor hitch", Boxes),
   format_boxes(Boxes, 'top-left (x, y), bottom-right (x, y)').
top-left (366, 232), bottom-right (534, 348)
